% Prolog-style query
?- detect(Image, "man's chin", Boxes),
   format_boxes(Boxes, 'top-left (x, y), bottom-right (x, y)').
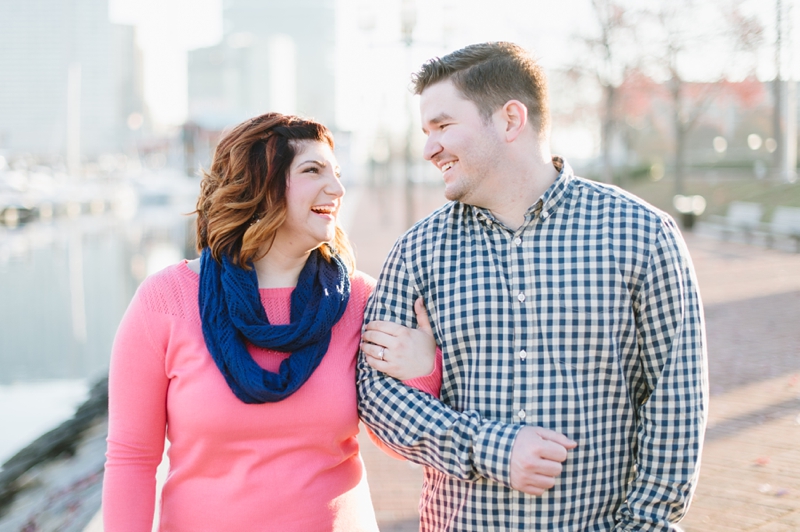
top-left (443, 185), bottom-right (464, 202)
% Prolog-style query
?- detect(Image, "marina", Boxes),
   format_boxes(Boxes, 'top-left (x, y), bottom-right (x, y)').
top-left (0, 166), bottom-right (200, 463)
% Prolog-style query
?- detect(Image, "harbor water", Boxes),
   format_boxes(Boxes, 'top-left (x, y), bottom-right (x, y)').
top-left (0, 171), bottom-right (199, 463)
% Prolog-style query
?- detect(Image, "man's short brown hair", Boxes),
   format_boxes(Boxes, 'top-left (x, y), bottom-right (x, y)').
top-left (412, 42), bottom-right (550, 138)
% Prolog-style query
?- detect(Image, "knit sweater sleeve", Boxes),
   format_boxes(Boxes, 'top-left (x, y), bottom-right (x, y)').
top-left (103, 273), bottom-right (171, 532)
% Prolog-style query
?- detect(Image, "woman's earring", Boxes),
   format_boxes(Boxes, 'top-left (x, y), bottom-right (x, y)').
top-left (249, 216), bottom-right (260, 227)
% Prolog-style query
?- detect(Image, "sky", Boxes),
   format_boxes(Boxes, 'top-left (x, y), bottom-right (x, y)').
top-left (107, 0), bottom-right (793, 160)
top-left (107, 0), bottom-right (600, 128)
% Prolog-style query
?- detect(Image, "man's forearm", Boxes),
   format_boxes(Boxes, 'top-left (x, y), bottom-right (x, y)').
top-left (357, 358), bottom-right (521, 486)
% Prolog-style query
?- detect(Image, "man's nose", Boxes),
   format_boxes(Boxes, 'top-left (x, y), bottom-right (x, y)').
top-left (423, 135), bottom-right (441, 161)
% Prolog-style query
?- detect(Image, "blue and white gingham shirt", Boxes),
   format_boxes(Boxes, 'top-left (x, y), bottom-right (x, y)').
top-left (357, 158), bottom-right (708, 531)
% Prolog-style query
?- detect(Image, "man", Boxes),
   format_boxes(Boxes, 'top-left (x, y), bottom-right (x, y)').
top-left (357, 42), bottom-right (707, 531)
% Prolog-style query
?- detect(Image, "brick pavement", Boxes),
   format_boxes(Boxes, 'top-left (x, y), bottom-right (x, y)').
top-left (349, 184), bottom-right (800, 532)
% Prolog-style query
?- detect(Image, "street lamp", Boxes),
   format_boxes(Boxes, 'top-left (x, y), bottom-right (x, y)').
top-left (673, 194), bottom-right (706, 231)
top-left (400, 0), bottom-right (416, 229)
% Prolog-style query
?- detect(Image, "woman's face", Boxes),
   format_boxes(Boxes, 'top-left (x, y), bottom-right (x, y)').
top-left (273, 140), bottom-right (344, 255)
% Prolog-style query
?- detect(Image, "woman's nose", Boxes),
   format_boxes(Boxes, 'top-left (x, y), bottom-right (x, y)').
top-left (327, 174), bottom-right (345, 198)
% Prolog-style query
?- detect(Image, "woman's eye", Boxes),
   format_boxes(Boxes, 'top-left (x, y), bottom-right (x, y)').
top-left (304, 167), bottom-right (319, 173)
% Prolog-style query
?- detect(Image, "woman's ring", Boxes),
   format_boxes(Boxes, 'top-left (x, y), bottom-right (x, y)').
top-left (378, 347), bottom-right (385, 361)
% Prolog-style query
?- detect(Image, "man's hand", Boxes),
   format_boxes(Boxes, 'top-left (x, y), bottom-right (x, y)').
top-left (510, 427), bottom-right (578, 496)
top-left (361, 297), bottom-right (437, 381)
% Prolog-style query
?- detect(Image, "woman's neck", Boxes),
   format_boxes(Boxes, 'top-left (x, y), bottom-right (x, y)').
top-left (253, 246), bottom-right (312, 288)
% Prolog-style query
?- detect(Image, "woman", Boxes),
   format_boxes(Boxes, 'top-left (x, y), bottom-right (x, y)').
top-left (103, 113), bottom-right (440, 531)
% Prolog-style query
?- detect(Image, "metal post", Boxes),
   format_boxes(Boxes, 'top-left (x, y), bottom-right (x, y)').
top-left (404, 52), bottom-right (414, 229)
top-left (401, 0), bottom-right (416, 229)
top-left (67, 63), bottom-right (82, 178)
top-left (782, 0), bottom-right (797, 182)
top-left (774, 0), bottom-right (784, 178)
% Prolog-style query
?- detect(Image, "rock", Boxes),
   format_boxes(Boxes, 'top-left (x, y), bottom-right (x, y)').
top-left (0, 376), bottom-right (108, 531)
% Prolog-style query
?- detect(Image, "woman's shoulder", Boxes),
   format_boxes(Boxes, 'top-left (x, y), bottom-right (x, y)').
top-left (346, 270), bottom-right (376, 314)
top-left (350, 269), bottom-right (376, 297)
top-left (134, 261), bottom-right (199, 318)
top-left (138, 260), bottom-right (196, 290)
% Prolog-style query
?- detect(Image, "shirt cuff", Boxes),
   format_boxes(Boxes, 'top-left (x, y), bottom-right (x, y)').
top-left (473, 420), bottom-right (522, 486)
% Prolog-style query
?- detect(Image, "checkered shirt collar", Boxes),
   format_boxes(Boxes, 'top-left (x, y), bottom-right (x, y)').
top-left (471, 155), bottom-right (573, 229)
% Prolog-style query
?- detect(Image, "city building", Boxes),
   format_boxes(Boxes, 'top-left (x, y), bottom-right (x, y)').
top-left (187, 0), bottom-right (336, 131)
top-left (0, 0), bottom-right (144, 163)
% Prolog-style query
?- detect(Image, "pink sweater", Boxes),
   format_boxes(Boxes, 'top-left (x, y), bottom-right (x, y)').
top-left (103, 262), bottom-right (440, 531)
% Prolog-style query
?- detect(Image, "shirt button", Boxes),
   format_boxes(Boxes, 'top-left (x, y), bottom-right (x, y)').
top-left (517, 293), bottom-right (525, 302)
top-left (518, 409), bottom-right (526, 420)
top-left (541, 211), bottom-right (548, 219)
top-left (513, 237), bottom-right (522, 246)
top-left (519, 349), bottom-right (527, 360)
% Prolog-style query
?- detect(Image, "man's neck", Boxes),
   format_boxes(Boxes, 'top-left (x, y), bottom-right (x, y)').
top-left (484, 147), bottom-right (558, 231)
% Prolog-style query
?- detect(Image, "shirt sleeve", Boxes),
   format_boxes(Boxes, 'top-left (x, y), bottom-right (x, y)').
top-left (102, 283), bottom-right (169, 532)
top-left (365, 347), bottom-right (443, 461)
top-left (357, 240), bottom-right (521, 486)
top-left (615, 218), bottom-right (708, 530)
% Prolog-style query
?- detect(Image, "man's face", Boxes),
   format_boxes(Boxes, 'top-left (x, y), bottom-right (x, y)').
top-left (420, 80), bottom-right (503, 205)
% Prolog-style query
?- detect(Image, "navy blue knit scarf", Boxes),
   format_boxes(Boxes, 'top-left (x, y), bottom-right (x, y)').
top-left (198, 247), bottom-right (350, 404)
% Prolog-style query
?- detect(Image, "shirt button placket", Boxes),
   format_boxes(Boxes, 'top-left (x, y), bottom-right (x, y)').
top-left (513, 233), bottom-right (527, 417)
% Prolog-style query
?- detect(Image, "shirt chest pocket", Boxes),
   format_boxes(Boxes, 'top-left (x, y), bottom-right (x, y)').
top-left (549, 284), bottom-right (627, 373)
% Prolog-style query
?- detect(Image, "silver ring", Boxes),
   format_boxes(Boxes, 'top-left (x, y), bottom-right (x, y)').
top-left (378, 347), bottom-right (385, 361)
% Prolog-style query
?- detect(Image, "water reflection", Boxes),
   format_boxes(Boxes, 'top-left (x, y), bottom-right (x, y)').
top-left (0, 174), bottom-right (199, 385)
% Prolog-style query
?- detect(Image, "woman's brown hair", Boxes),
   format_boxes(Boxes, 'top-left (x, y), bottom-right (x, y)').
top-left (195, 112), bottom-right (355, 273)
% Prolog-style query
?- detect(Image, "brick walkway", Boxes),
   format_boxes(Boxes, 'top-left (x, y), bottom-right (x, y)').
top-left (348, 184), bottom-right (800, 532)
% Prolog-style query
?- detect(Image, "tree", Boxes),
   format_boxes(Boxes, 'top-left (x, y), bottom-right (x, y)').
top-left (568, 0), bottom-right (637, 185)
top-left (640, 0), bottom-right (763, 194)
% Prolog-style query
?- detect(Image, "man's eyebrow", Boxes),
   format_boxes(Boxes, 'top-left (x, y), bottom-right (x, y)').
top-left (422, 113), bottom-right (454, 133)
top-left (429, 113), bottom-right (453, 125)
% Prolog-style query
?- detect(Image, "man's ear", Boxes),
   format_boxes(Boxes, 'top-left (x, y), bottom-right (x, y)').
top-left (499, 100), bottom-right (528, 142)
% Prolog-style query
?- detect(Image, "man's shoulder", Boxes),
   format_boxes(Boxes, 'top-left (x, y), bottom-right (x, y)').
top-left (569, 175), bottom-right (672, 227)
top-left (395, 200), bottom-right (462, 248)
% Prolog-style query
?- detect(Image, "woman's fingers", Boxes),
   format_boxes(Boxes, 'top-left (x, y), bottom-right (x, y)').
top-left (361, 329), bottom-right (395, 348)
top-left (367, 298), bottom-right (432, 335)
top-left (364, 320), bottom-right (404, 335)
top-left (361, 342), bottom-right (386, 361)
top-left (361, 296), bottom-right (437, 381)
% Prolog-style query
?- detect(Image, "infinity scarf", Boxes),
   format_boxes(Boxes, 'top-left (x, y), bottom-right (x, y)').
top-left (198, 247), bottom-right (351, 404)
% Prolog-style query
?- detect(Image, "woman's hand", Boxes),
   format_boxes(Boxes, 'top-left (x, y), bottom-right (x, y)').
top-left (361, 297), bottom-right (436, 381)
